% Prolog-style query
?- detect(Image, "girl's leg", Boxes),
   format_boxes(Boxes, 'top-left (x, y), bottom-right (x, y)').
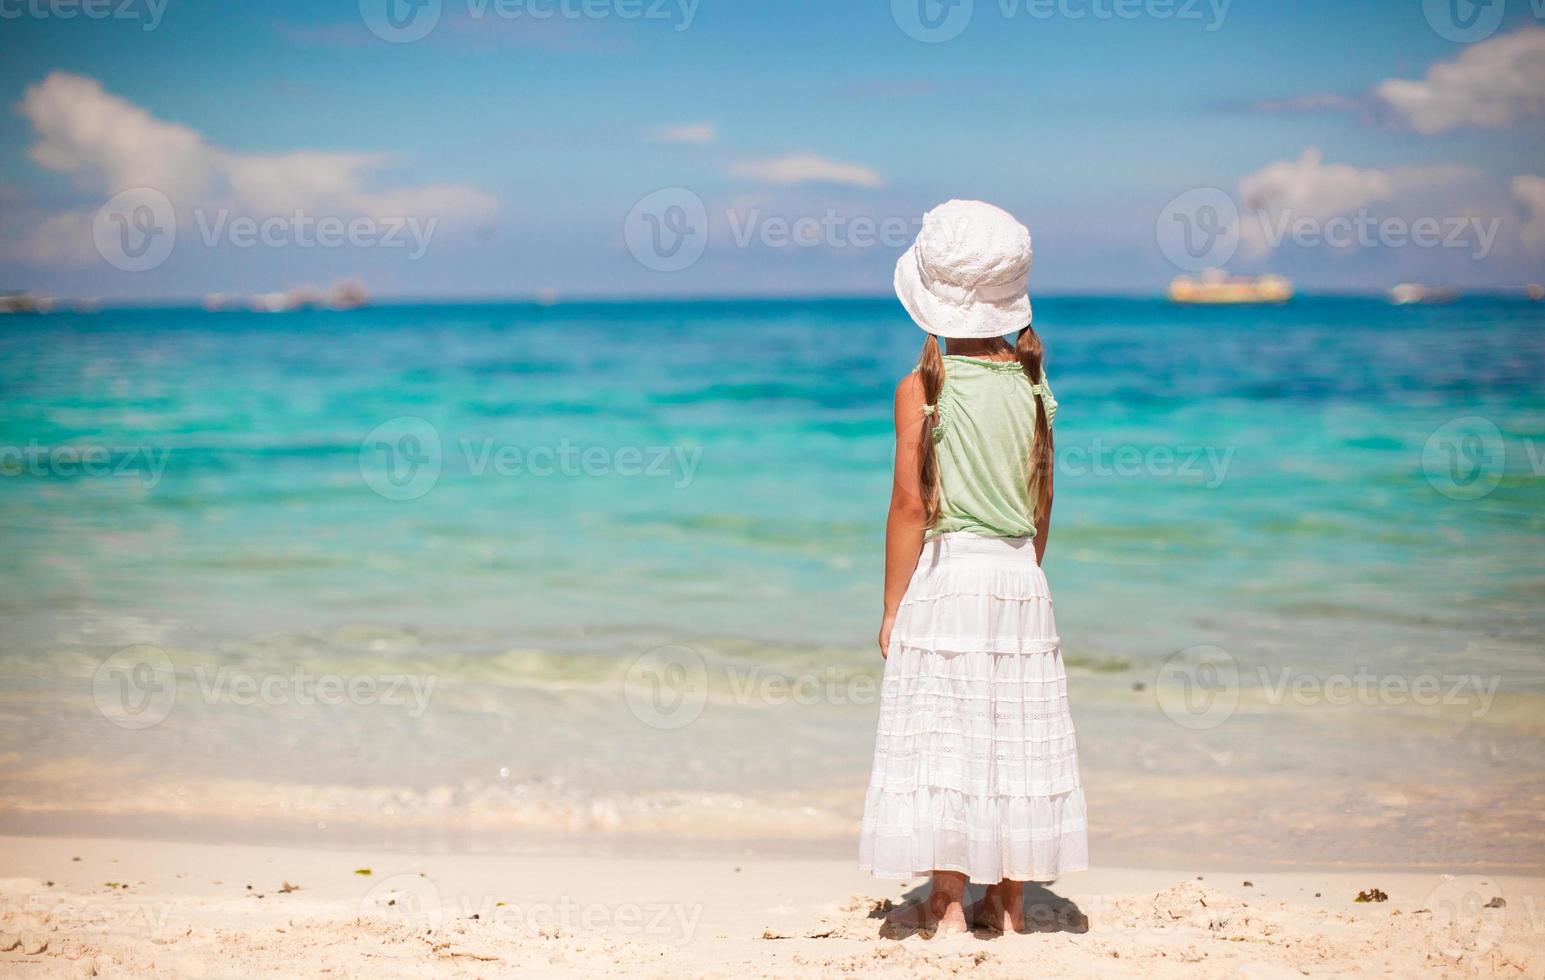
top-left (927, 870), bottom-right (970, 934)
top-left (880, 870), bottom-right (971, 938)
top-left (976, 879), bottom-right (1026, 933)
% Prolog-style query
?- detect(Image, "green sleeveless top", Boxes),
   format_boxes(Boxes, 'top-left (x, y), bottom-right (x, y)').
top-left (927, 355), bottom-right (1057, 539)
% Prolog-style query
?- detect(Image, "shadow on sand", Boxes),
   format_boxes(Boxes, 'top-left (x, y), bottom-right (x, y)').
top-left (873, 881), bottom-right (1088, 939)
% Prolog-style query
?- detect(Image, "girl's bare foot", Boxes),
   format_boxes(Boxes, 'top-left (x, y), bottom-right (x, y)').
top-left (927, 870), bottom-right (971, 936)
top-left (974, 880), bottom-right (1026, 933)
top-left (879, 896), bottom-right (969, 939)
top-left (877, 871), bottom-right (974, 939)
top-left (926, 890), bottom-right (970, 936)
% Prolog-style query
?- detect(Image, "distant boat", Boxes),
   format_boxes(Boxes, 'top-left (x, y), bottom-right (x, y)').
top-left (1528, 283), bottom-right (1544, 302)
top-left (0, 291), bottom-right (54, 314)
top-left (0, 291), bottom-right (38, 314)
top-left (220, 279), bottom-right (369, 313)
top-left (327, 278), bottom-right (369, 310)
top-left (250, 291), bottom-right (292, 313)
top-left (1167, 273), bottom-right (1292, 305)
top-left (1388, 283), bottom-right (1458, 305)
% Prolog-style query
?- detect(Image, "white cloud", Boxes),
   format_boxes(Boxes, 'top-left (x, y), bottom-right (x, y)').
top-left (9, 71), bottom-right (497, 264)
top-left (1237, 148), bottom-right (1393, 254)
top-left (20, 71), bottom-right (213, 199)
top-left (1239, 148), bottom-right (1393, 217)
top-left (1514, 175), bottom-right (1545, 254)
top-left (1231, 149), bottom-right (1517, 259)
top-left (652, 122), bottom-right (716, 144)
top-left (727, 154), bottom-right (883, 188)
top-left (1374, 26), bottom-right (1545, 135)
top-left (219, 151), bottom-right (382, 216)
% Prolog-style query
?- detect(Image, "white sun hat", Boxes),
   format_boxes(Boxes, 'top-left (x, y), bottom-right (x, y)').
top-left (894, 199), bottom-right (1033, 339)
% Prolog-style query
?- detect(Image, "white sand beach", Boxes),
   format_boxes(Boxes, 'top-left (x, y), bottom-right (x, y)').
top-left (2, 835), bottom-right (1542, 978)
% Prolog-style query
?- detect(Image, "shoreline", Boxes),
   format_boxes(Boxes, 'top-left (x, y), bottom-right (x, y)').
top-left (2, 834), bottom-right (1542, 977)
top-left (3, 821), bottom-right (1544, 880)
top-left (6, 661), bottom-right (1541, 874)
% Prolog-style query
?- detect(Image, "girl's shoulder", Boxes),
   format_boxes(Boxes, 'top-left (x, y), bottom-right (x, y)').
top-left (894, 371), bottom-right (926, 410)
top-left (940, 353), bottom-right (1022, 371)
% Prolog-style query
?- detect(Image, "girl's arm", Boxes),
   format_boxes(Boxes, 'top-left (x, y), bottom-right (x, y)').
top-left (1034, 491), bottom-right (1053, 566)
top-left (879, 374), bottom-right (929, 657)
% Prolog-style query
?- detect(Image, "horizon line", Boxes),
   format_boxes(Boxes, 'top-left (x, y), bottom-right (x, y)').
top-left (8, 287), bottom-right (1545, 313)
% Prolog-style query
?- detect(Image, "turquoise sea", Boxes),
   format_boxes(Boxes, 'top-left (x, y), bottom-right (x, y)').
top-left (2, 297), bottom-right (1543, 868)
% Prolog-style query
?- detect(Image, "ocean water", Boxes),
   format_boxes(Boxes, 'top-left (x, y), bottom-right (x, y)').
top-left (2, 297), bottom-right (1543, 867)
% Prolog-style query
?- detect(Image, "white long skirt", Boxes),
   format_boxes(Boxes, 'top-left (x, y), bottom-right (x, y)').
top-left (859, 532), bottom-right (1088, 884)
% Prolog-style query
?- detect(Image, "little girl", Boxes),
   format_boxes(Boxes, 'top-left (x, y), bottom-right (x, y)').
top-left (859, 200), bottom-right (1088, 935)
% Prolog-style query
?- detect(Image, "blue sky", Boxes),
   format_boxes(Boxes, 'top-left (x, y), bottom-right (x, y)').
top-left (1, 0), bottom-right (1542, 300)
